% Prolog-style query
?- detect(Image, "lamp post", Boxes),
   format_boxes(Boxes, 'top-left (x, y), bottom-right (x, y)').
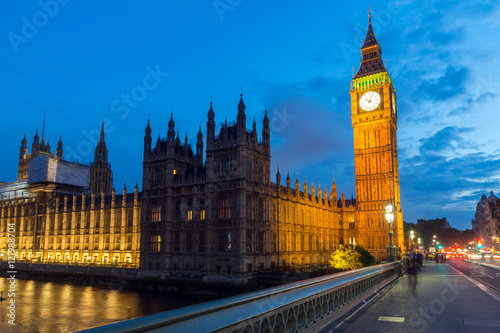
top-left (410, 231), bottom-right (415, 251)
top-left (385, 202), bottom-right (395, 262)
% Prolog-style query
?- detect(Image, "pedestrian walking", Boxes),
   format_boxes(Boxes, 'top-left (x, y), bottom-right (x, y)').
top-left (417, 252), bottom-right (423, 269)
top-left (408, 251), bottom-right (417, 275)
top-left (435, 253), bottom-right (439, 264)
top-left (425, 252), bottom-right (429, 262)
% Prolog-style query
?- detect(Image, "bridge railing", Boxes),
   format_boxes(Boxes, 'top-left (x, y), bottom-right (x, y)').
top-left (79, 262), bottom-right (399, 333)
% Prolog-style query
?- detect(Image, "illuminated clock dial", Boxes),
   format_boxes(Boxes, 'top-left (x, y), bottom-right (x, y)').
top-left (392, 93), bottom-right (396, 114)
top-left (359, 91), bottom-right (381, 111)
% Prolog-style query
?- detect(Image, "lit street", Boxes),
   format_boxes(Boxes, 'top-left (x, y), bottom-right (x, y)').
top-left (449, 258), bottom-right (500, 293)
top-left (327, 262), bottom-right (500, 333)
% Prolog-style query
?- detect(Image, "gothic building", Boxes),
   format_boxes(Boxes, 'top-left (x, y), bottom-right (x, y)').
top-left (1, 14), bottom-right (405, 282)
top-left (349, 12), bottom-right (404, 258)
top-left (1, 122), bottom-right (140, 266)
top-left (140, 94), bottom-right (357, 280)
top-left (17, 130), bottom-right (62, 180)
top-left (89, 122), bottom-right (113, 195)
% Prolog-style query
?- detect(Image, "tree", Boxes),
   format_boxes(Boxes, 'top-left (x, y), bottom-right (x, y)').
top-left (329, 245), bottom-right (375, 271)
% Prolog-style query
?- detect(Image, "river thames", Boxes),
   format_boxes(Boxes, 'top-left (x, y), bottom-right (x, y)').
top-left (0, 277), bottom-right (218, 332)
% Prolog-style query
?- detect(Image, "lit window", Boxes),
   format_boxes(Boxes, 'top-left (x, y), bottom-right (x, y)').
top-left (173, 169), bottom-right (177, 175)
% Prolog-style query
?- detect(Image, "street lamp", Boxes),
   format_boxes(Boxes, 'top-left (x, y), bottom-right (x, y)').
top-left (410, 230), bottom-right (415, 251)
top-left (385, 202), bottom-right (395, 262)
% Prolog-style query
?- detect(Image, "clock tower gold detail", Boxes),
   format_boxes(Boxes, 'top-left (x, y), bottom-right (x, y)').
top-left (350, 12), bottom-right (404, 260)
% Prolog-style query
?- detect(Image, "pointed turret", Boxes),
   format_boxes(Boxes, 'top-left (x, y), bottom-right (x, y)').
top-left (56, 136), bottom-right (63, 159)
top-left (99, 121), bottom-right (105, 142)
top-left (134, 181), bottom-right (139, 205)
top-left (175, 131), bottom-right (181, 144)
top-left (18, 133), bottom-right (29, 180)
top-left (311, 181), bottom-right (316, 201)
top-left (196, 125), bottom-right (203, 166)
top-left (286, 170), bottom-right (291, 192)
top-left (20, 134), bottom-right (28, 158)
top-left (237, 92), bottom-right (246, 132)
top-left (122, 183), bottom-right (127, 205)
top-left (303, 177), bottom-right (308, 199)
top-left (330, 176), bottom-right (337, 203)
top-left (90, 120), bottom-right (112, 194)
top-left (276, 166), bottom-right (281, 194)
top-left (207, 100), bottom-right (215, 148)
top-left (32, 129), bottom-right (40, 156)
top-left (144, 118), bottom-right (152, 155)
top-left (354, 10), bottom-right (386, 79)
top-left (262, 107), bottom-right (270, 147)
top-left (295, 174), bottom-right (300, 197)
top-left (168, 113), bottom-right (175, 142)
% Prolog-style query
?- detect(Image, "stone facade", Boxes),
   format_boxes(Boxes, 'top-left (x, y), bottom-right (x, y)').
top-left (1, 16), bottom-right (404, 280)
top-left (472, 191), bottom-right (500, 250)
top-left (1, 124), bottom-right (140, 266)
top-left (140, 97), bottom-right (357, 279)
top-left (349, 13), bottom-right (405, 259)
top-left (0, 185), bottom-right (141, 266)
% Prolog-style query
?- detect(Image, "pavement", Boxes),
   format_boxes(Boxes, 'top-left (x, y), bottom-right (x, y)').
top-left (324, 262), bottom-right (500, 333)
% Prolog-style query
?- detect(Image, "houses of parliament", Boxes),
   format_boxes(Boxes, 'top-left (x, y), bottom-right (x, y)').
top-left (0, 15), bottom-right (404, 282)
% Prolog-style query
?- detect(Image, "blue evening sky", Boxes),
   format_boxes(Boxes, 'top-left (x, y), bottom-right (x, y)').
top-left (1, 1), bottom-right (499, 231)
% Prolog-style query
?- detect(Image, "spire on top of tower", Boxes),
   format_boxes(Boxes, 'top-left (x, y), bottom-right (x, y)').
top-left (168, 112), bottom-right (175, 129)
top-left (41, 110), bottom-right (46, 142)
top-left (99, 120), bottom-right (105, 143)
top-left (208, 98), bottom-right (215, 119)
top-left (361, 7), bottom-right (378, 49)
top-left (145, 118), bottom-right (151, 134)
top-left (263, 107), bottom-right (269, 127)
top-left (238, 91), bottom-right (245, 112)
top-left (353, 8), bottom-right (387, 79)
top-left (197, 125), bottom-right (203, 140)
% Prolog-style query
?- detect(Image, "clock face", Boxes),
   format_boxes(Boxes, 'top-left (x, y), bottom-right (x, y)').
top-left (359, 91), bottom-right (381, 111)
top-left (392, 93), bottom-right (396, 113)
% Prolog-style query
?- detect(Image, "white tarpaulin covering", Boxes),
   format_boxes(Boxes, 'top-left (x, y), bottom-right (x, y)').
top-left (0, 180), bottom-right (32, 201)
top-left (27, 155), bottom-right (90, 188)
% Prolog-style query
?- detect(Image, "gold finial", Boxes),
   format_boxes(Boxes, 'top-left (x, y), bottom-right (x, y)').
top-left (368, 6), bottom-right (372, 20)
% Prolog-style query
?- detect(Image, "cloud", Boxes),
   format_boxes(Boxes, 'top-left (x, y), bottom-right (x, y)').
top-left (416, 66), bottom-right (469, 102)
top-left (418, 126), bottom-right (476, 155)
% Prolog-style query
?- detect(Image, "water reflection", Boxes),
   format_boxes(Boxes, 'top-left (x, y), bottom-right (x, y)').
top-left (0, 277), bottom-right (217, 332)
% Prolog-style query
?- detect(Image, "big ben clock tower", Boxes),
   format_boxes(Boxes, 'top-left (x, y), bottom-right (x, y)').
top-left (350, 12), bottom-right (404, 260)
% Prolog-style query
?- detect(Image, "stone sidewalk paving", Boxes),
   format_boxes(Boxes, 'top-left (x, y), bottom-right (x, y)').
top-left (324, 262), bottom-right (500, 333)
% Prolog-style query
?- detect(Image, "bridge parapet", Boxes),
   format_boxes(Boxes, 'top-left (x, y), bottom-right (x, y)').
top-left (79, 263), bottom-right (399, 333)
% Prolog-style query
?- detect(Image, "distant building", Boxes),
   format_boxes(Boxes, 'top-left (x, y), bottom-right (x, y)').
top-left (417, 218), bottom-right (451, 230)
top-left (472, 191), bottom-right (500, 250)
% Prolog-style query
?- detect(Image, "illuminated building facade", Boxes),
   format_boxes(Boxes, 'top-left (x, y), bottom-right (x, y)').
top-left (472, 192), bottom-right (500, 250)
top-left (140, 95), bottom-right (357, 279)
top-left (2, 15), bottom-right (404, 278)
top-left (349, 13), bottom-right (405, 259)
top-left (0, 125), bottom-right (141, 266)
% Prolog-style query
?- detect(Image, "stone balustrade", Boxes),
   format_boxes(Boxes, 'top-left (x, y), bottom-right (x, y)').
top-left (79, 262), bottom-right (399, 333)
